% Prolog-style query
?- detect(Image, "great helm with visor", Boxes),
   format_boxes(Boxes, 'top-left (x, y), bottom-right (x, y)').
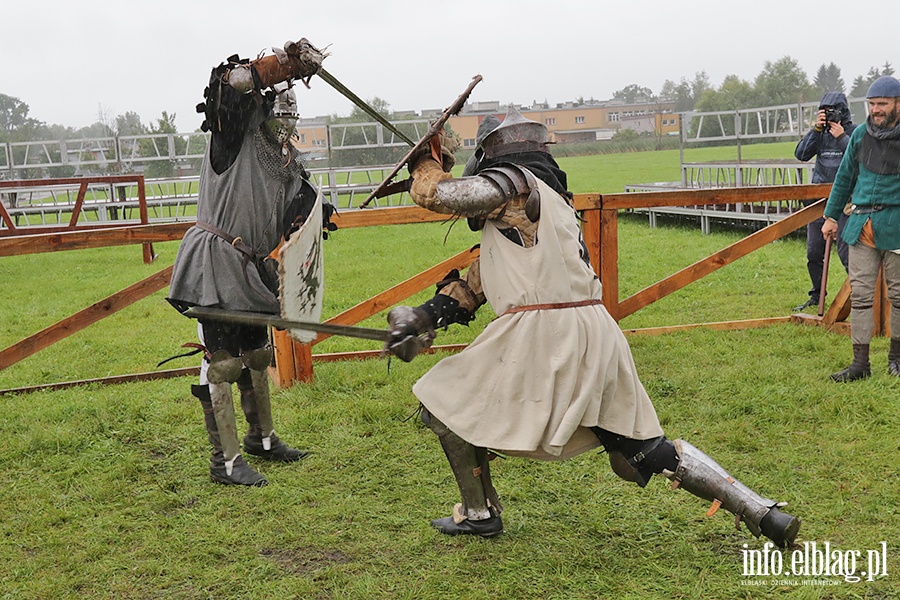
top-left (265, 83), bottom-right (299, 145)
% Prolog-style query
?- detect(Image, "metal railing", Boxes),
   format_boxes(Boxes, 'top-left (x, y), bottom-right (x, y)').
top-left (0, 119), bottom-right (433, 180)
top-left (0, 165), bottom-right (413, 230)
top-left (619, 98), bottom-right (867, 232)
top-left (680, 97), bottom-right (869, 144)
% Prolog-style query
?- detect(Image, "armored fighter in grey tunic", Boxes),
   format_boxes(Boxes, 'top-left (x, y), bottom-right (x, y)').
top-left (169, 111), bottom-right (313, 314)
top-left (168, 39), bottom-right (330, 487)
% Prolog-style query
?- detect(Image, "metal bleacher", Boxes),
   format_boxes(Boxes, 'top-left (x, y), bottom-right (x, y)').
top-left (0, 121), bottom-right (426, 231)
top-left (623, 97), bottom-right (870, 233)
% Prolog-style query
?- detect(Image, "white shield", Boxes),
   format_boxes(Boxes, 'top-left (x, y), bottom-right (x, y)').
top-left (278, 187), bottom-right (325, 343)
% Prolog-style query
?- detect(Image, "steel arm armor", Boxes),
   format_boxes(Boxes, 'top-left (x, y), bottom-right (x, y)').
top-left (409, 160), bottom-right (539, 221)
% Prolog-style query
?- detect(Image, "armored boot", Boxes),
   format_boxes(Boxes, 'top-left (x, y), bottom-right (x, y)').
top-left (831, 343), bottom-right (871, 382)
top-left (888, 338), bottom-right (900, 377)
top-left (665, 440), bottom-right (799, 548)
top-left (192, 383), bottom-right (267, 486)
top-left (423, 409), bottom-right (503, 538)
top-left (237, 348), bottom-right (307, 462)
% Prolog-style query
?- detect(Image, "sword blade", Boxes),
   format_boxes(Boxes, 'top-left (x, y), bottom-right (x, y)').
top-left (184, 306), bottom-right (389, 342)
top-left (360, 74), bottom-right (483, 208)
top-left (317, 67), bottom-right (416, 146)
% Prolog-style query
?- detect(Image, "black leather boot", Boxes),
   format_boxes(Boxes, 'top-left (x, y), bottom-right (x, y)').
top-left (888, 338), bottom-right (900, 377)
top-left (238, 375), bottom-right (308, 462)
top-left (243, 432), bottom-right (308, 462)
top-left (209, 454), bottom-right (268, 486)
top-left (430, 514), bottom-right (504, 538)
top-left (830, 344), bottom-right (871, 382)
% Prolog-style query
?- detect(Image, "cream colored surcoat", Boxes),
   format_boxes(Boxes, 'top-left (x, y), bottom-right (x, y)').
top-left (413, 174), bottom-right (663, 460)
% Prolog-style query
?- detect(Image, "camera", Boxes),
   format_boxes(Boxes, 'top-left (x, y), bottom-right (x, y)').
top-left (823, 107), bottom-right (840, 124)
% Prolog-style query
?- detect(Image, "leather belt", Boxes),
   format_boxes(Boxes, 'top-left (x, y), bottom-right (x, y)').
top-left (194, 221), bottom-right (261, 261)
top-left (500, 298), bottom-right (604, 317)
top-left (850, 205), bottom-right (885, 215)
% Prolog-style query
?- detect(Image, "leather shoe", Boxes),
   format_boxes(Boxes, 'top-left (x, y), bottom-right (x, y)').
top-left (210, 455), bottom-right (268, 486)
top-left (830, 365), bottom-right (871, 382)
top-left (792, 298), bottom-right (817, 312)
top-left (430, 515), bottom-right (504, 538)
top-left (244, 433), bottom-right (308, 462)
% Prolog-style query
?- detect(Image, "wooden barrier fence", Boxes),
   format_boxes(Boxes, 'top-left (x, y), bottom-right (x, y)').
top-left (1, 175), bottom-right (157, 263)
top-left (1, 183), bottom-right (889, 394)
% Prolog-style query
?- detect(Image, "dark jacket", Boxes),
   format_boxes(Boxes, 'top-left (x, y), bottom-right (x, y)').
top-left (795, 91), bottom-right (856, 184)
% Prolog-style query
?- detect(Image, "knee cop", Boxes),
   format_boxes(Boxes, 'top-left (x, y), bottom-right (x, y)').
top-left (593, 428), bottom-right (679, 488)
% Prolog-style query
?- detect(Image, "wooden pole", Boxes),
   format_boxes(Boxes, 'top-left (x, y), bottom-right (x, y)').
top-left (599, 209), bottom-right (620, 320)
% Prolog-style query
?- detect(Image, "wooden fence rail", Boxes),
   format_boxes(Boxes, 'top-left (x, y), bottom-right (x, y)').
top-left (1, 175), bottom-right (157, 263)
top-left (2, 182), bottom-right (885, 394)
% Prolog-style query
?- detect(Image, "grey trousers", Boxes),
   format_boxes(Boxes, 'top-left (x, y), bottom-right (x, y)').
top-left (848, 243), bottom-right (900, 344)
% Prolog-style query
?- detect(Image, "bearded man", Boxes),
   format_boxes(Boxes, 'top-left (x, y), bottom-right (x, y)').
top-left (822, 76), bottom-right (900, 382)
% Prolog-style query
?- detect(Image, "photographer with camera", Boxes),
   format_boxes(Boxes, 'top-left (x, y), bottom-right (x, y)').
top-left (793, 91), bottom-right (856, 311)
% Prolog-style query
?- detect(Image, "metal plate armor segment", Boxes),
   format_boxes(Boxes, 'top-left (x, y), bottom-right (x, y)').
top-left (670, 439), bottom-right (779, 537)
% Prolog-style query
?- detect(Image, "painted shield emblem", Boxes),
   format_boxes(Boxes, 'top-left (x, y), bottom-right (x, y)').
top-left (278, 187), bottom-right (325, 343)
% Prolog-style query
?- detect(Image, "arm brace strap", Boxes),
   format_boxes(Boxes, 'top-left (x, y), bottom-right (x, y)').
top-left (418, 278), bottom-right (476, 329)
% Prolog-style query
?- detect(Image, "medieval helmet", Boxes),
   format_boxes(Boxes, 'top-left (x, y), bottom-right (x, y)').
top-left (264, 83), bottom-right (299, 144)
top-left (462, 115), bottom-right (502, 177)
top-left (480, 107), bottom-right (550, 160)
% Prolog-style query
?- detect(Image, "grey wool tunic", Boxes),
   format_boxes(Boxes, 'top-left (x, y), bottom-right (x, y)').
top-left (169, 117), bottom-right (310, 315)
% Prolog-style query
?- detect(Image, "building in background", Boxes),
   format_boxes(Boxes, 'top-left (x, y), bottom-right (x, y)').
top-left (293, 97), bottom-right (680, 154)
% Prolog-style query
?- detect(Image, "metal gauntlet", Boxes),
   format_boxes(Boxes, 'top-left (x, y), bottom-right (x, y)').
top-left (384, 306), bottom-right (436, 362)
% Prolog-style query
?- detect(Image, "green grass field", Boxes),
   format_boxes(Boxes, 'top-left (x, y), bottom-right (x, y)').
top-left (0, 143), bottom-right (897, 599)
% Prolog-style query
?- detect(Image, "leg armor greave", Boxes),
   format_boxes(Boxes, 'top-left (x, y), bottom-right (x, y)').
top-left (243, 347), bottom-right (274, 441)
top-left (206, 352), bottom-right (244, 472)
top-left (236, 348), bottom-right (275, 444)
top-left (422, 408), bottom-right (502, 521)
top-left (203, 351), bottom-right (267, 486)
top-left (666, 439), bottom-right (799, 547)
top-left (191, 384), bottom-right (220, 460)
top-left (239, 346), bottom-right (306, 462)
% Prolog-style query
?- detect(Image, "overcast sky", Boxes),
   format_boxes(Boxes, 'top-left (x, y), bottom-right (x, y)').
top-left (6, 0), bottom-right (897, 132)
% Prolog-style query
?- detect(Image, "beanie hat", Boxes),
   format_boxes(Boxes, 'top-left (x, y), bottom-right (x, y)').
top-left (866, 76), bottom-right (900, 98)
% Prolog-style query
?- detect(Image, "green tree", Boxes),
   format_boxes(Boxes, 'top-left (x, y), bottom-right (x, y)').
top-left (612, 84), bottom-right (653, 104)
top-left (115, 111), bottom-right (146, 137)
top-left (850, 75), bottom-right (869, 98)
top-left (660, 71), bottom-right (710, 112)
top-left (813, 62), bottom-right (845, 95)
top-left (754, 56), bottom-right (817, 106)
top-left (851, 66), bottom-right (884, 97)
top-left (611, 127), bottom-right (639, 141)
top-left (0, 93), bottom-right (44, 141)
top-left (695, 75), bottom-right (755, 112)
top-left (142, 111), bottom-right (181, 178)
